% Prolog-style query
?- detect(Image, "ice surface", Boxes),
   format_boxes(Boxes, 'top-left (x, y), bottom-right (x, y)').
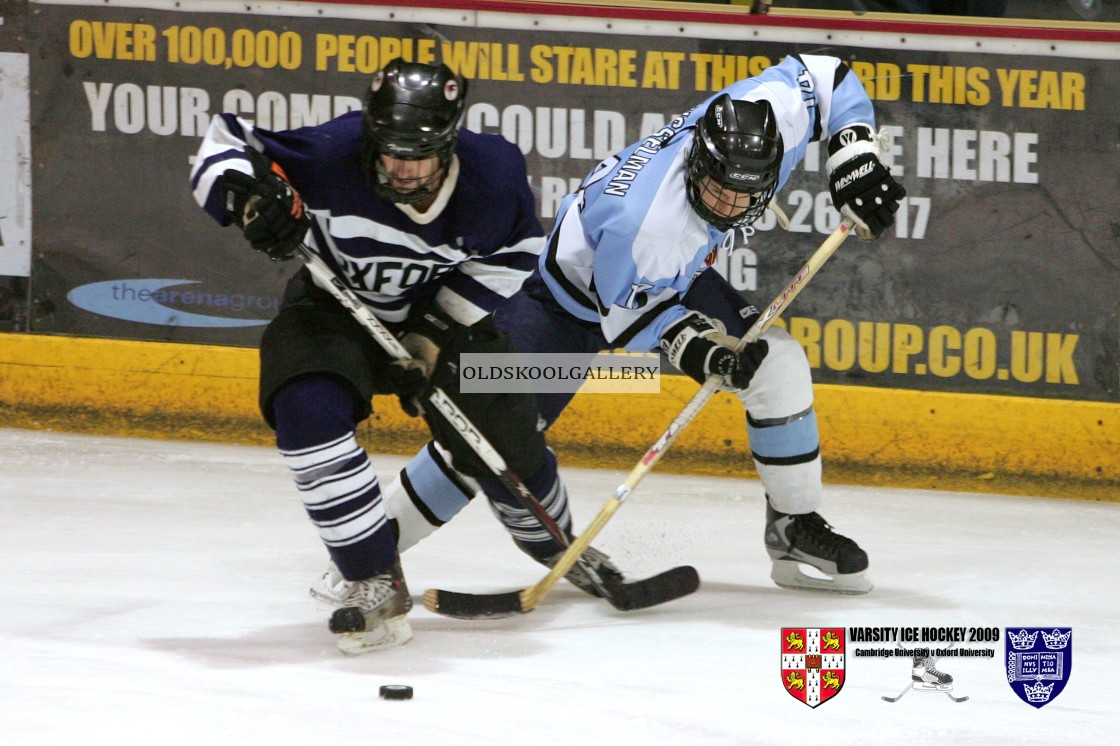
top-left (1, 428), bottom-right (1115, 745)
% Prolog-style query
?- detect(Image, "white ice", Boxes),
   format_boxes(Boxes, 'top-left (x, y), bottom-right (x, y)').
top-left (1, 428), bottom-right (1115, 745)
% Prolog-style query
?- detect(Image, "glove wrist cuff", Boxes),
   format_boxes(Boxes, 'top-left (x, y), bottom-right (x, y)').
top-left (825, 124), bottom-right (878, 175)
top-left (407, 299), bottom-right (461, 350)
top-left (660, 311), bottom-right (721, 372)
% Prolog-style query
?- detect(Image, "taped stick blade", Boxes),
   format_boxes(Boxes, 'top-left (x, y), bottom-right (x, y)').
top-left (601, 565), bottom-right (700, 611)
top-left (423, 588), bottom-right (526, 620)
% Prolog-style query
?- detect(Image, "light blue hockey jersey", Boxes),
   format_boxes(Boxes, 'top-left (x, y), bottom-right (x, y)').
top-left (539, 54), bottom-right (877, 352)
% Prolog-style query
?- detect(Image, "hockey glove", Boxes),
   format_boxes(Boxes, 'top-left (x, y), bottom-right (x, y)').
top-left (220, 158), bottom-right (309, 261)
top-left (393, 301), bottom-right (465, 417)
top-left (383, 360), bottom-right (429, 418)
top-left (401, 301), bottom-right (464, 375)
top-left (660, 310), bottom-right (768, 391)
top-left (826, 124), bottom-right (905, 241)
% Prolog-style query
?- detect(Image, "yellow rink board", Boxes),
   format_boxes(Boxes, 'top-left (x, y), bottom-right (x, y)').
top-left (1, 333), bottom-right (1115, 500)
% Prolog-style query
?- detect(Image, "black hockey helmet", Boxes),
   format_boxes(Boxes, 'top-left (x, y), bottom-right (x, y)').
top-left (685, 94), bottom-right (783, 231)
top-left (361, 58), bottom-right (468, 203)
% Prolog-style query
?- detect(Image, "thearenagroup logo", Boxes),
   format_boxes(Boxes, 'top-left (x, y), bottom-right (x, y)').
top-left (67, 279), bottom-right (277, 327)
top-left (780, 627), bottom-right (846, 708)
top-left (1005, 627), bottom-right (1072, 709)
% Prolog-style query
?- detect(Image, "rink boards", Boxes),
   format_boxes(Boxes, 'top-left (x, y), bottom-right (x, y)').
top-left (0, 332), bottom-right (1114, 501)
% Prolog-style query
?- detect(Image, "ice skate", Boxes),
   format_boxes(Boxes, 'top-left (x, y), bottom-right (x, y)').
top-left (545, 545), bottom-right (625, 598)
top-left (764, 498), bottom-right (872, 594)
top-left (309, 559), bottom-right (413, 655)
top-left (912, 656), bottom-right (953, 692)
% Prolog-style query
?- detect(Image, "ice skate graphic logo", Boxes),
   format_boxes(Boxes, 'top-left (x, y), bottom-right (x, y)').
top-left (1005, 627), bottom-right (1072, 709)
top-left (882, 645), bottom-right (968, 703)
top-left (780, 627), bottom-right (845, 708)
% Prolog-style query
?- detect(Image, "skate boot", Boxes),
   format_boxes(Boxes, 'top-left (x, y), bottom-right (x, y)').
top-left (309, 559), bottom-right (413, 655)
top-left (545, 545), bottom-right (625, 598)
top-left (912, 656), bottom-right (953, 691)
top-left (764, 498), bottom-right (872, 594)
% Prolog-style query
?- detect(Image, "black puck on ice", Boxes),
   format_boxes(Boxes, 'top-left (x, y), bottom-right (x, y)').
top-left (379, 684), bottom-right (413, 701)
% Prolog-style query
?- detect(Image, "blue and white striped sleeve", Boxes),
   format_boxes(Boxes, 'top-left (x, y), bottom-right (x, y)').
top-left (434, 233), bottom-right (543, 325)
top-left (188, 114), bottom-right (260, 225)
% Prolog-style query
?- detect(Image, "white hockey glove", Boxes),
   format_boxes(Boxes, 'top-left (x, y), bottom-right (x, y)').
top-left (386, 302), bottom-right (464, 418)
top-left (660, 311), bottom-right (768, 390)
top-left (400, 301), bottom-right (463, 377)
top-left (826, 124), bottom-right (905, 241)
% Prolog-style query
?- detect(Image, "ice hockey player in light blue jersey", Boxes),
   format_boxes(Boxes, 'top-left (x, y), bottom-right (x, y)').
top-left (542, 52), bottom-right (889, 351)
top-left (391, 53), bottom-right (905, 595)
top-left (190, 59), bottom-right (627, 653)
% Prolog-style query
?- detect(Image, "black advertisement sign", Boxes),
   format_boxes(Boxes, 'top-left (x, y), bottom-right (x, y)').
top-left (24, 1), bottom-right (1120, 402)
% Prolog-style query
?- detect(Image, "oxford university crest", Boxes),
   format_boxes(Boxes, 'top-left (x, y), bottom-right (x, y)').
top-left (1005, 627), bottom-right (1072, 709)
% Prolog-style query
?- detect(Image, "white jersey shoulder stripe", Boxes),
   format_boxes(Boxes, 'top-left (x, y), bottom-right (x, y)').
top-left (327, 214), bottom-right (467, 261)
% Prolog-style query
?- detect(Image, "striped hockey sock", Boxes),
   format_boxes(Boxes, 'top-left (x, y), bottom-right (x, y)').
top-left (273, 376), bottom-right (397, 580)
top-left (477, 450), bottom-right (572, 562)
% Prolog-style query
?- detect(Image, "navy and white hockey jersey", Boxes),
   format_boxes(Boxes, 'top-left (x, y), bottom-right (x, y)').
top-left (190, 112), bottom-right (543, 325)
top-left (540, 54), bottom-right (877, 352)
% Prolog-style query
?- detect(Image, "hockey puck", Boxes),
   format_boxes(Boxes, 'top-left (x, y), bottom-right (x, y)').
top-left (379, 685), bottom-right (413, 701)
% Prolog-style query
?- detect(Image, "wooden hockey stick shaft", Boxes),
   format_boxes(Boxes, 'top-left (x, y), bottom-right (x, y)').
top-left (769, 203), bottom-right (791, 231)
top-left (514, 218), bottom-right (854, 612)
top-left (295, 245), bottom-right (615, 596)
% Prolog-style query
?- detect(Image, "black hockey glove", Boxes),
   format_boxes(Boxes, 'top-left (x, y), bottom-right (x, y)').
top-left (220, 157), bottom-right (309, 261)
top-left (826, 124), bottom-right (905, 241)
top-left (660, 311), bottom-right (768, 391)
top-left (383, 359), bottom-right (429, 418)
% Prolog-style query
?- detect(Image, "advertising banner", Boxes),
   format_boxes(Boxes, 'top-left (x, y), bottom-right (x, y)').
top-left (0, 0), bottom-right (31, 330)
top-left (0, 48), bottom-right (30, 277)
top-left (25, 0), bottom-right (1120, 401)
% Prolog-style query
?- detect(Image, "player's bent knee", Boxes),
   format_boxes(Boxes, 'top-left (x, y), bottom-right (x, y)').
top-left (737, 327), bottom-right (814, 418)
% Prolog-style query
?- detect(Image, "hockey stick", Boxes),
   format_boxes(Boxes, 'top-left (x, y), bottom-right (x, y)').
top-left (295, 244), bottom-right (698, 612)
top-left (880, 682), bottom-right (913, 703)
top-left (294, 245), bottom-right (604, 589)
top-left (424, 218), bottom-right (855, 619)
top-left (769, 202), bottom-right (791, 231)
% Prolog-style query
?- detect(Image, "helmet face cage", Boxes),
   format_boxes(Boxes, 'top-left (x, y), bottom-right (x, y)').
top-left (685, 96), bottom-right (783, 231)
top-left (361, 59), bottom-right (468, 204)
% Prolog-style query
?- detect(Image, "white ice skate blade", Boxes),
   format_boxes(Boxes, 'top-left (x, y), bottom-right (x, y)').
top-left (770, 560), bottom-right (873, 595)
top-left (336, 615), bottom-right (413, 655)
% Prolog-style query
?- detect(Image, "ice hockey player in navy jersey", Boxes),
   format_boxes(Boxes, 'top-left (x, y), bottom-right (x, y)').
top-left (391, 53), bottom-right (904, 595)
top-left (189, 59), bottom-right (623, 653)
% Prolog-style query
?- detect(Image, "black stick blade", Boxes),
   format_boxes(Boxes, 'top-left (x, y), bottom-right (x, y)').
top-left (423, 588), bottom-right (526, 619)
top-left (603, 565), bottom-right (700, 611)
